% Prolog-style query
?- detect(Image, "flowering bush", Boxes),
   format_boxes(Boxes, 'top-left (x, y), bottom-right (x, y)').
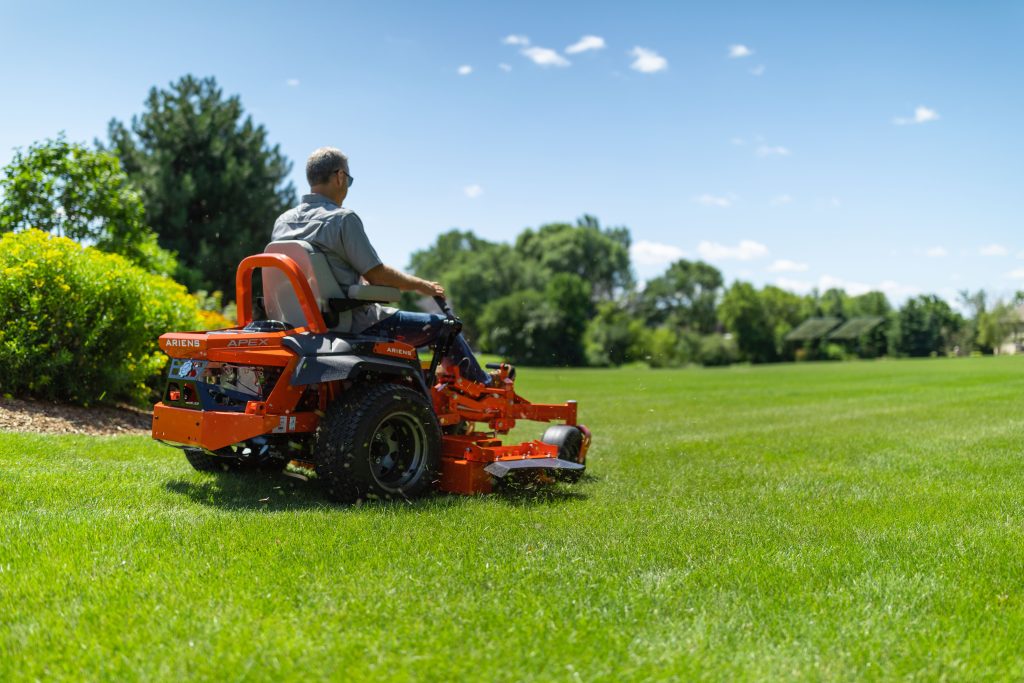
top-left (0, 229), bottom-right (200, 404)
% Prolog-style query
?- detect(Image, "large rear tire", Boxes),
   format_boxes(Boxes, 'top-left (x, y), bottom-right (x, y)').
top-left (541, 425), bottom-right (586, 483)
top-left (315, 383), bottom-right (442, 503)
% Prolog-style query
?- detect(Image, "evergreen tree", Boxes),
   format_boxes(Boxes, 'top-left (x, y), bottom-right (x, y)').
top-left (106, 75), bottom-right (295, 298)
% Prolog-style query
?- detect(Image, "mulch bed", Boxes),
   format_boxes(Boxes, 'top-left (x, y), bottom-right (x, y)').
top-left (0, 396), bottom-right (151, 436)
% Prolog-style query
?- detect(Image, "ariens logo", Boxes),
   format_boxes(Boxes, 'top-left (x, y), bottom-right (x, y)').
top-left (166, 339), bottom-right (201, 348)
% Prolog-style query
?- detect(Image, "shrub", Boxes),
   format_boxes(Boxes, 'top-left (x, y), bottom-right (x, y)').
top-left (645, 327), bottom-right (702, 368)
top-left (480, 290), bottom-right (570, 366)
top-left (583, 302), bottom-right (647, 367)
top-left (0, 229), bottom-right (200, 404)
top-left (697, 334), bottom-right (739, 367)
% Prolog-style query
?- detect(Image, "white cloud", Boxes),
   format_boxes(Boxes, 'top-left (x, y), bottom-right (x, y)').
top-left (698, 240), bottom-right (769, 261)
top-left (629, 47), bottom-right (668, 73)
top-left (286, 78), bottom-right (300, 87)
top-left (631, 240), bottom-right (688, 267)
top-left (775, 277), bottom-right (814, 294)
top-left (1008, 269), bottom-right (1024, 280)
top-left (730, 137), bottom-right (745, 146)
top-left (756, 145), bottom-right (790, 157)
top-left (463, 184), bottom-right (483, 199)
top-left (778, 275), bottom-right (919, 300)
top-left (694, 193), bottom-right (733, 208)
top-left (566, 35), bottom-right (605, 54)
top-left (729, 44), bottom-right (753, 58)
top-left (503, 34), bottom-right (530, 46)
top-left (893, 105), bottom-right (940, 125)
top-left (457, 65), bottom-right (473, 76)
top-left (768, 259), bottom-right (809, 273)
top-left (925, 246), bottom-right (947, 258)
top-left (499, 63), bottom-right (512, 72)
top-left (980, 244), bottom-right (1009, 256)
top-left (750, 64), bottom-right (766, 76)
top-left (877, 280), bottom-right (921, 301)
top-left (770, 194), bottom-right (793, 206)
top-left (521, 46), bottom-right (570, 67)
top-left (819, 275), bottom-right (872, 296)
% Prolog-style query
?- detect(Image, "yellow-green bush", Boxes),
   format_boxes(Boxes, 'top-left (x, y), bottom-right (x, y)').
top-left (0, 229), bottom-right (200, 404)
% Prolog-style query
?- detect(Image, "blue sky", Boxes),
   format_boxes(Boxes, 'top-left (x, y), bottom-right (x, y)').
top-left (2, 1), bottom-right (1022, 304)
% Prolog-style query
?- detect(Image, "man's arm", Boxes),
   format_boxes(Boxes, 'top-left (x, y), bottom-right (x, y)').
top-left (364, 264), bottom-right (445, 298)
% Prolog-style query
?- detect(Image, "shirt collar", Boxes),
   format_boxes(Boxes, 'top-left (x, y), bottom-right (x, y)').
top-left (302, 192), bottom-right (338, 208)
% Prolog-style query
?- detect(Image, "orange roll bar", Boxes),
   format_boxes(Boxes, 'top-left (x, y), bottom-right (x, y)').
top-left (235, 253), bottom-right (328, 334)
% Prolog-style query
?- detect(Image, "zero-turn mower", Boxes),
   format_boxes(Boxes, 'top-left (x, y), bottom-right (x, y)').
top-left (151, 241), bottom-right (591, 502)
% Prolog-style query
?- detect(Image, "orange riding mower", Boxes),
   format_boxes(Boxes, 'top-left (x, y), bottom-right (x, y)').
top-left (151, 241), bottom-right (590, 502)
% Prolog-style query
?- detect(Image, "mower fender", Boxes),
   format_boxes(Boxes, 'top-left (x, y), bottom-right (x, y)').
top-left (281, 334), bottom-right (354, 356)
top-left (291, 354), bottom-right (419, 386)
top-left (291, 352), bottom-right (430, 396)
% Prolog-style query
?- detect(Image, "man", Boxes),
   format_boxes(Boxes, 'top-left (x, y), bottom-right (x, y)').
top-left (271, 146), bottom-right (493, 385)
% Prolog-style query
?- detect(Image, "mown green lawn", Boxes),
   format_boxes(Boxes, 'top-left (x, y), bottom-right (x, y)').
top-left (3, 356), bottom-right (1024, 681)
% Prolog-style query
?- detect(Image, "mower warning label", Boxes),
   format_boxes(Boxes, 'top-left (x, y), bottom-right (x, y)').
top-left (272, 416), bottom-right (298, 433)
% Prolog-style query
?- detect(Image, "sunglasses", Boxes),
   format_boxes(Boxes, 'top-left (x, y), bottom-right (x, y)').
top-left (337, 168), bottom-right (354, 187)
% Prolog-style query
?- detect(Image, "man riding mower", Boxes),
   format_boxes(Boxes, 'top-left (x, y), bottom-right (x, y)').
top-left (151, 147), bottom-right (591, 502)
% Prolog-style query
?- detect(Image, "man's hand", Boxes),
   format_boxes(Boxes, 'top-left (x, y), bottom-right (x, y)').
top-left (418, 280), bottom-right (445, 298)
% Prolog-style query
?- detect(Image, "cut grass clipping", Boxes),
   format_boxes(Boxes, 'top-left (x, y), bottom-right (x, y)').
top-left (3, 357), bottom-right (1024, 680)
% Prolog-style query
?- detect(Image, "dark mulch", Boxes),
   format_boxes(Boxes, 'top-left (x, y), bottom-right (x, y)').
top-left (0, 396), bottom-right (151, 436)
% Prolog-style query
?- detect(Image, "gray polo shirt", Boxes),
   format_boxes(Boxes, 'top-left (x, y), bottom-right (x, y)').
top-left (271, 193), bottom-right (394, 332)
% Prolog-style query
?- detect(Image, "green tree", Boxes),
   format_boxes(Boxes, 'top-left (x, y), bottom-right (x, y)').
top-left (583, 301), bottom-right (646, 366)
top-left (408, 230), bottom-right (546, 340)
top-left (849, 291), bottom-right (892, 358)
top-left (479, 278), bottom-right (590, 368)
top-left (719, 282), bottom-right (776, 362)
top-left (849, 291), bottom-right (891, 317)
top-left (956, 289), bottom-right (988, 353)
top-left (816, 287), bottom-right (851, 318)
top-left (514, 215), bottom-right (633, 301)
top-left (758, 285), bottom-right (807, 360)
top-left (977, 300), bottom-right (1019, 353)
top-left (105, 75), bottom-right (295, 297)
top-left (889, 295), bottom-right (963, 357)
top-left (0, 136), bottom-right (175, 275)
top-left (639, 259), bottom-right (723, 333)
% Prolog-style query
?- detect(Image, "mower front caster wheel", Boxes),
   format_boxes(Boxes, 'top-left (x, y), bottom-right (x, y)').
top-left (542, 425), bottom-right (586, 483)
top-left (315, 383), bottom-right (442, 504)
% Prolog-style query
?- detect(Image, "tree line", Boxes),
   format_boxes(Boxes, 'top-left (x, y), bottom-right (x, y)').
top-left (407, 221), bottom-right (1024, 367)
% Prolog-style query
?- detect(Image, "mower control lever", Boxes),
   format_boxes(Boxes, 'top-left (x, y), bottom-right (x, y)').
top-left (426, 296), bottom-right (463, 388)
top-left (433, 296), bottom-right (455, 319)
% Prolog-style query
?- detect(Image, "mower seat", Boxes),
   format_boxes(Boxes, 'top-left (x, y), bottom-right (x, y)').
top-left (263, 240), bottom-right (400, 333)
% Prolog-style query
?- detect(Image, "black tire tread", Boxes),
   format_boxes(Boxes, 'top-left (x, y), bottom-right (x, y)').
top-left (315, 383), bottom-right (441, 503)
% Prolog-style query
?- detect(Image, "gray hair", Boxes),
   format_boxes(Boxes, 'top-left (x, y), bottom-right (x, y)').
top-left (306, 147), bottom-right (349, 186)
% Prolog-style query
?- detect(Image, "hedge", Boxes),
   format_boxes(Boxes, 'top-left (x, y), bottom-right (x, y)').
top-left (0, 229), bottom-right (201, 404)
